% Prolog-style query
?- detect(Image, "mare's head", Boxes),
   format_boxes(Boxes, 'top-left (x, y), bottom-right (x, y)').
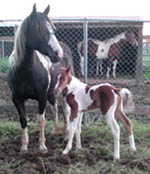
top-left (125, 32), bottom-right (138, 47)
top-left (14, 4), bottom-right (63, 65)
top-left (55, 65), bottom-right (72, 94)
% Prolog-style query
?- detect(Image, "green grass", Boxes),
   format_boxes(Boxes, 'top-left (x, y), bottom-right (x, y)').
top-left (0, 55), bottom-right (150, 80)
top-left (0, 119), bottom-right (150, 174)
top-left (0, 57), bottom-right (9, 73)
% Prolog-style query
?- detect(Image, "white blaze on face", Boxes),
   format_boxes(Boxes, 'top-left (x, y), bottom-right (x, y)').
top-left (46, 22), bottom-right (63, 58)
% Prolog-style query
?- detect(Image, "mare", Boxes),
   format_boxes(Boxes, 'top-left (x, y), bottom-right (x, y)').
top-left (78, 32), bottom-right (138, 79)
top-left (54, 65), bottom-right (136, 161)
top-left (8, 4), bottom-right (64, 154)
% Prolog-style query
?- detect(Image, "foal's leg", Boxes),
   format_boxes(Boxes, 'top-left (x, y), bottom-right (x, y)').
top-left (12, 96), bottom-right (28, 153)
top-left (104, 96), bottom-right (120, 161)
top-left (38, 99), bottom-right (48, 153)
top-left (75, 112), bottom-right (83, 150)
top-left (62, 98), bottom-right (71, 134)
top-left (62, 116), bottom-right (79, 155)
top-left (116, 100), bottom-right (136, 152)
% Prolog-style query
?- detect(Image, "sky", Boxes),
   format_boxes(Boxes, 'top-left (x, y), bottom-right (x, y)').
top-left (0, 0), bottom-right (150, 35)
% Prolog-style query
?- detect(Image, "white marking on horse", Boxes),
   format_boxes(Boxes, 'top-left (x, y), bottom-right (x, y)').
top-left (55, 65), bottom-right (136, 161)
top-left (47, 22), bottom-right (63, 57)
top-left (21, 127), bottom-right (29, 152)
top-left (36, 51), bottom-right (52, 91)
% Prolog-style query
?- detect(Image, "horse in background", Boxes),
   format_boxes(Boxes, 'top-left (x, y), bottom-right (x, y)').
top-left (54, 65), bottom-right (136, 161)
top-left (8, 4), bottom-right (63, 154)
top-left (78, 32), bottom-right (138, 79)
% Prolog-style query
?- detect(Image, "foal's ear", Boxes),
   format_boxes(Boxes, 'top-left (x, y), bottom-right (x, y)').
top-left (66, 65), bottom-right (72, 74)
top-left (43, 5), bottom-right (50, 16)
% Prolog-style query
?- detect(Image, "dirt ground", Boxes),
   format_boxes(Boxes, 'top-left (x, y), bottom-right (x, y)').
top-left (0, 73), bottom-right (150, 173)
top-left (0, 73), bottom-right (150, 122)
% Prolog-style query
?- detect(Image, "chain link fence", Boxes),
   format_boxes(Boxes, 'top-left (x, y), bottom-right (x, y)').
top-left (1, 18), bottom-right (148, 82)
top-left (0, 18), bottom-right (150, 123)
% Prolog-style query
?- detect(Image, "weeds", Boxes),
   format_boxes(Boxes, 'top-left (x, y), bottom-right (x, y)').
top-left (0, 119), bottom-right (150, 173)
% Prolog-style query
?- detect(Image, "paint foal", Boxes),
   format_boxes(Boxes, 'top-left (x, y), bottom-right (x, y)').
top-left (55, 65), bottom-right (136, 161)
top-left (78, 32), bottom-right (138, 79)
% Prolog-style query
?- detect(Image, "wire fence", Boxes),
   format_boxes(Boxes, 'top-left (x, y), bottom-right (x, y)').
top-left (0, 18), bottom-right (150, 123)
top-left (1, 18), bottom-right (150, 83)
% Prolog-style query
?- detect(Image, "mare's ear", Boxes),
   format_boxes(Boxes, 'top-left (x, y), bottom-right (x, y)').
top-left (43, 5), bottom-right (50, 16)
top-left (31, 3), bottom-right (37, 16)
top-left (66, 65), bottom-right (72, 74)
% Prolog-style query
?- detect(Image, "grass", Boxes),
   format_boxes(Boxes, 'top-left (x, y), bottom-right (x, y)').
top-left (0, 119), bottom-right (150, 174)
top-left (0, 57), bottom-right (9, 73)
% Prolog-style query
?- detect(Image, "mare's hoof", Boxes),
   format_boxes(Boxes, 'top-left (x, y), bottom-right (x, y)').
top-left (51, 128), bottom-right (59, 135)
top-left (40, 149), bottom-right (48, 154)
top-left (20, 149), bottom-right (28, 156)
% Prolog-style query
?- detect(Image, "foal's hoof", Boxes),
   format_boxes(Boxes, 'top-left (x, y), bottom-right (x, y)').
top-left (113, 158), bottom-right (120, 163)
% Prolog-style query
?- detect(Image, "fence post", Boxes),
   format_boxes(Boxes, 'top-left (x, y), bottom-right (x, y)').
top-left (83, 17), bottom-right (88, 125)
top-left (136, 28), bottom-right (143, 86)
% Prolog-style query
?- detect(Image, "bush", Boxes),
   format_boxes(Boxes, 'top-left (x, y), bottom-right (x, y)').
top-left (0, 57), bottom-right (9, 73)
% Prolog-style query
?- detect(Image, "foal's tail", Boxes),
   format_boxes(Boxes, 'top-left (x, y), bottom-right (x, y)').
top-left (119, 88), bottom-right (135, 113)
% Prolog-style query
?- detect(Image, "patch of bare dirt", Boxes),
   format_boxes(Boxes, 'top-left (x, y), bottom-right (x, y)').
top-left (0, 73), bottom-right (150, 122)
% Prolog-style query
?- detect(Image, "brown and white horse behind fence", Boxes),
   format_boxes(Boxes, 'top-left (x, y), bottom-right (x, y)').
top-left (54, 65), bottom-right (136, 161)
top-left (78, 31), bottom-right (138, 79)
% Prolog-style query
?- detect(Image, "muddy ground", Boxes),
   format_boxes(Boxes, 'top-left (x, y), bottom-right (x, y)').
top-left (0, 73), bottom-right (150, 173)
top-left (0, 73), bottom-right (150, 122)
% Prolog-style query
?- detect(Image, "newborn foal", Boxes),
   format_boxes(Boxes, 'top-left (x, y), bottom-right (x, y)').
top-left (55, 65), bottom-right (136, 161)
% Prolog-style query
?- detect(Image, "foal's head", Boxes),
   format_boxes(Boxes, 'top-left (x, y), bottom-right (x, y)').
top-left (25, 4), bottom-right (63, 62)
top-left (55, 65), bottom-right (72, 94)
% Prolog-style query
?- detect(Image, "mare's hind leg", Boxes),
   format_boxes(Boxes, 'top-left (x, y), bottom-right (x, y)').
top-left (116, 101), bottom-right (136, 152)
top-left (62, 97), bottom-right (71, 137)
top-left (112, 60), bottom-right (117, 78)
top-left (12, 96), bottom-right (29, 153)
top-left (38, 98), bottom-right (48, 153)
top-left (47, 94), bottom-right (59, 134)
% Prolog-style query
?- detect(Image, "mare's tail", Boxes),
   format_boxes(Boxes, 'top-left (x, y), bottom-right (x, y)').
top-left (119, 88), bottom-right (135, 113)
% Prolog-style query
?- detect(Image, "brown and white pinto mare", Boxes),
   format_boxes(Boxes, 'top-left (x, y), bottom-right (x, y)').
top-left (54, 65), bottom-right (136, 161)
top-left (78, 32), bottom-right (138, 79)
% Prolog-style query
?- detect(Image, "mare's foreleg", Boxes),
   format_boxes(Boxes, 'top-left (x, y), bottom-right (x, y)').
top-left (38, 98), bottom-right (48, 153)
top-left (12, 96), bottom-right (28, 153)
